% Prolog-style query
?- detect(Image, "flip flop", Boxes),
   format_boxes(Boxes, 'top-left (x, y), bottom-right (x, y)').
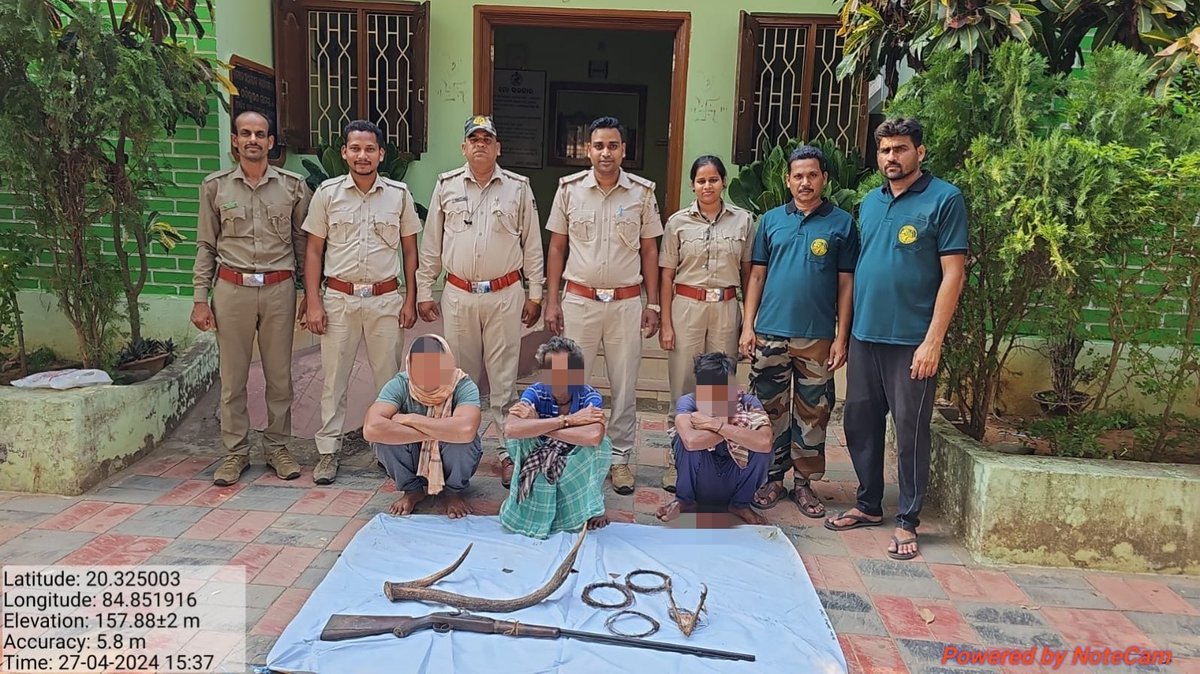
top-left (887, 534), bottom-right (919, 560)
top-left (823, 510), bottom-right (884, 531)
top-left (751, 481), bottom-right (788, 510)
top-left (791, 483), bottom-right (826, 519)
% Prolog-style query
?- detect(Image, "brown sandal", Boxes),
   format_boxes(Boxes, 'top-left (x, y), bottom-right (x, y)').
top-left (791, 482), bottom-right (826, 518)
top-left (752, 481), bottom-right (787, 510)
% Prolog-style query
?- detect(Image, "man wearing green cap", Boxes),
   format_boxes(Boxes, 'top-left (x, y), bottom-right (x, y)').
top-left (417, 115), bottom-right (545, 489)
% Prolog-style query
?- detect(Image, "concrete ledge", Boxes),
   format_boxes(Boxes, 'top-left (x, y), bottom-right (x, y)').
top-left (0, 333), bottom-right (218, 495)
top-left (928, 415), bottom-right (1200, 575)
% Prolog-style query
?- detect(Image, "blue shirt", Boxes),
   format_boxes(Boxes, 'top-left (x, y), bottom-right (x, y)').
top-left (675, 391), bottom-right (766, 450)
top-left (520, 382), bottom-right (603, 418)
top-left (751, 200), bottom-right (859, 339)
top-left (853, 172), bottom-right (968, 345)
top-left (376, 373), bottom-right (481, 413)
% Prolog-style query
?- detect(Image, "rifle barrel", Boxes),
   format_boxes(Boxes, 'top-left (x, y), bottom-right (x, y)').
top-left (557, 627), bottom-right (755, 662)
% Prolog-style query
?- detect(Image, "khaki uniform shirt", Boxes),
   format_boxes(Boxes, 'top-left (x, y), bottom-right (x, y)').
top-left (545, 169), bottom-right (663, 288)
top-left (660, 200), bottom-right (755, 288)
top-left (416, 164), bottom-right (545, 302)
top-left (301, 174), bottom-right (422, 284)
top-left (193, 165), bottom-right (312, 301)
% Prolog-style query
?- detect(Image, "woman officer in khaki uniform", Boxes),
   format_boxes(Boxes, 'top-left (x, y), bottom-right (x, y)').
top-left (658, 155), bottom-right (755, 490)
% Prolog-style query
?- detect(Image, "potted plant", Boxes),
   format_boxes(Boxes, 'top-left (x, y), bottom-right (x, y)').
top-left (115, 338), bottom-right (176, 375)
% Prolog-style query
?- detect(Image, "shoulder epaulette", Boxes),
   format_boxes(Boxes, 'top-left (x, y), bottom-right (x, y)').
top-left (274, 167), bottom-right (304, 182)
top-left (316, 175), bottom-right (345, 191)
top-left (379, 176), bottom-right (409, 191)
top-left (437, 166), bottom-right (468, 182)
top-left (201, 167), bottom-right (236, 183)
top-left (559, 170), bottom-right (589, 185)
top-left (500, 168), bottom-right (529, 183)
top-left (628, 173), bottom-right (655, 189)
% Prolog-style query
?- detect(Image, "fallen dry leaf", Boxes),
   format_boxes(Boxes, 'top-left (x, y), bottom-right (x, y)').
top-left (919, 608), bottom-right (936, 624)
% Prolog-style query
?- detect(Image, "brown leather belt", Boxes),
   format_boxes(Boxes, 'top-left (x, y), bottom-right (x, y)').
top-left (217, 266), bottom-right (292, 287)
top-left (446, 270), bottom-right (521, 294)
top-left (324, 276), bottom-right (400, 297)
top-left (674, 284), bottom-right (737, 302)
top-left (565, 281), bottom-right (641, 303)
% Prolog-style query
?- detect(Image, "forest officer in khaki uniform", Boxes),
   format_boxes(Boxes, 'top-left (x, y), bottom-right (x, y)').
top-left (193, 111), bottom-right (311, 487)
top-left (303, 120), bottom-right (422, 485)
top-left (543, 116), bottom-right (663, 495)
top-left (416, 115), bottom-right (545, 489)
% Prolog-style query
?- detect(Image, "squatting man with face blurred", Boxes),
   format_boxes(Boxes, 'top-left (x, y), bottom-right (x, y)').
top-left (363, 335), bottom-right (483, 519)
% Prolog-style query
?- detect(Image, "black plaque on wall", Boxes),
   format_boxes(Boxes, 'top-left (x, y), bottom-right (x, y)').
top-left (229, 55), bottom-right (284, 163)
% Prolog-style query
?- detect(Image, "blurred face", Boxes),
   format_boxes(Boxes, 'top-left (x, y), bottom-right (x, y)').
top-left (695, 379), bottom-right (736, 418)
top-left (409, 351), bottom-right (454, 390)
top-left (462, 130), bottom-right (500, 172)
top-left (232, 113), bottom-right (273, 162)
top-left (876, 135), bottom-right (925, 182)
top-left (692, 163), bottom-right (725, 207)
top-left (342, 130), bottom-right (384, 177)
top-left (587, 128), bottom-right (625, 178)
top-left (787, 158), bottom-right (827, 208)
top-left (542, 352), bottom-right (585, 394)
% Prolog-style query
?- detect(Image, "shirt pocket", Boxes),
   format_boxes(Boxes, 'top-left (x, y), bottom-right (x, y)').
top-left (328, 208), bottom-right (358, 244)
top-left (806, 233), bottom-right (833, 266)
top-left (678, 230), bottom-right (708, 259)
top-left (892, 215), bottom-right (930, 253)
top-left (614, 203), bottom-right (643, 251)
top-left (720, 232), bottom-right (748, 267)
top-left (492, 200), bottom-right (521, 237)
top-left (443, 200), bottom-right (471, 233)
top-left (267, 204), bottom-right (292, 242)
top-left (373, 210), bottom-right (402, 250)
top-left (219, 206), bottom-right (250, 238)
top-left (568, 209), bottom-right (596, 243)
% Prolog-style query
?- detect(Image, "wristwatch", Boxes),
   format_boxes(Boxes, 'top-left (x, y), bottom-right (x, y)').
top-left (560, 416), bottom-right (570, 428)
top-left (646, 303), bottom-right (661, 313)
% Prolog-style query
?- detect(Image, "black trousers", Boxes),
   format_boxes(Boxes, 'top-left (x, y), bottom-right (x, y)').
top-left (843, 338), bottom-right (938, 532)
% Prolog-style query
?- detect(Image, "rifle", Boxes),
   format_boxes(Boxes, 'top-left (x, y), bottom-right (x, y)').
top-left (320, 611), bottom-right (756, 662)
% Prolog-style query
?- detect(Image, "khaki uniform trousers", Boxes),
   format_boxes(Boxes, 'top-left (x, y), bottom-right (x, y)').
top-left (562, 293), bottom-right (642, 465)
top-left (667, 295), bottom-right (741, 407)
top-left (211, 278), bottom-right (297, 456)
top-left (441, 282), bottom-right (523, 459)
top-left (315, 289), bottom-right (405, 455)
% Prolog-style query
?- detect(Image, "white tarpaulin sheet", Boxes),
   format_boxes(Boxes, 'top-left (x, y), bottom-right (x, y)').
top-left (266, 515), bottom-right (847, 674)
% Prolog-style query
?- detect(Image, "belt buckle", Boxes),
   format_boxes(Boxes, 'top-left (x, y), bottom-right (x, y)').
top-left (353, 283), bottom-right (374, 298)
top-left (244, 273), bottom-right (265, 287)
top-left (704, 288), bottom-right (722, 302)
top-left (595, 288), bottom-right (615, 303)
top-left (470, 280), bottom-right (492, 294)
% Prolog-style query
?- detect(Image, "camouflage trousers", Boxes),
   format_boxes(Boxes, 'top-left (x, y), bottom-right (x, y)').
top-left (749, 334), bottom-right (835, 482)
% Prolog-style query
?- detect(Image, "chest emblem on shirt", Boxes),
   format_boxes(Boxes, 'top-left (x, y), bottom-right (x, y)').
top-left (810, 238), bottom-right (829, 256)
top-left (898, 224), bottom-right (919, 245)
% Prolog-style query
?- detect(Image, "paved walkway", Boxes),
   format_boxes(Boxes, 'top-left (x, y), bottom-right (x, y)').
top-left (1, 385), bottom-right (1197, 673)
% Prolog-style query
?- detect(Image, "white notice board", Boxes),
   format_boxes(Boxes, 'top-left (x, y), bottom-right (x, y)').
top-left (493, 69), bottom-right (547, 169)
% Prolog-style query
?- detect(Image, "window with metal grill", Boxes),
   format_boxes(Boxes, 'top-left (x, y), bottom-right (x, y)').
top-left (274, 0), bottom-right (429, 155)
top-left (733, 12), bottom-right (868, 164)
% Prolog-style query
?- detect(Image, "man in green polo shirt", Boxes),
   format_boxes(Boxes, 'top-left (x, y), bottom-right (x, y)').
top-left (739, 145), bottom-right (858, 518)
top-left (824, 118), bottom-right (967, 561)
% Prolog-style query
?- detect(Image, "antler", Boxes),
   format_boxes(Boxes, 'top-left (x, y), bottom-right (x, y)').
top-left (389, 544), bottom-right (474, 589)
top-left (667, 581), bottom-right (708, 637)
top-left (383, 528), bottom-right (587, 612)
